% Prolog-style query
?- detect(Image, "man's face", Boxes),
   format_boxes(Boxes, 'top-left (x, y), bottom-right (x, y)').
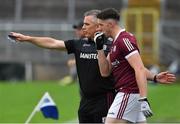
top-left (97, 19), bottom-right (111, 37)
top-left (82, 15), bottom-right (97, 39)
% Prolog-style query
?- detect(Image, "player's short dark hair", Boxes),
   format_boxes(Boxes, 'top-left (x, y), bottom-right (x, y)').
top-left (97, 8), bottom-right (120, 21)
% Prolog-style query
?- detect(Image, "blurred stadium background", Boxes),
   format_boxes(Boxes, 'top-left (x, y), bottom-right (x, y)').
top-left (0, 0), bottom-right (180, 123)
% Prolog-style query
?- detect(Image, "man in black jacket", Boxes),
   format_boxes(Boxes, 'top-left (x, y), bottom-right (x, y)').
top-left (10, 10), bottom-right (115, 123)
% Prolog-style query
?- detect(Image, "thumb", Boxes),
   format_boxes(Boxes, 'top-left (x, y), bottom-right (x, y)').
top-left (159, 71), bottom-right (169, 76)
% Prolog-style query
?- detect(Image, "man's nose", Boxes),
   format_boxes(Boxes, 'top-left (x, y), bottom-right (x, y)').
top-left (82, 25), bottom-right (86, 30)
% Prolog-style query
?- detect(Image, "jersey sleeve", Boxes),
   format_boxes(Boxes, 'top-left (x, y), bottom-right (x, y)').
top-left (119, 35), bottom-right (139, 59)
top-left (64, 39), bottom-right (76, 54)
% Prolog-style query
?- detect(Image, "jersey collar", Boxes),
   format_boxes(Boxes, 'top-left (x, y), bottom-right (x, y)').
top-left (114, 28), bottom-right (126, 43)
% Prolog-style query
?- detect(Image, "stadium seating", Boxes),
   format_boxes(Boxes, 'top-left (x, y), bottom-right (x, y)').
top-left (159, 0), bottom-right (180, 66)
top-left (0, 0), bottom-right (123, 80)
top-left (0, 0), bottom-right (179, 80)
top-left (122, 0), bottom-right (160, 66)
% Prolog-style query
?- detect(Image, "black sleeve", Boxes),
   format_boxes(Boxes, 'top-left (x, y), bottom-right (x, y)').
top-left (64, 39), bottom-right (75, 54)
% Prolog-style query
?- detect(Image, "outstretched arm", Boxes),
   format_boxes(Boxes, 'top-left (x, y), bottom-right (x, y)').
top-left (10, 32), bottom-right (66, 51)
top-left (145, 68), bottom-right (176, 84)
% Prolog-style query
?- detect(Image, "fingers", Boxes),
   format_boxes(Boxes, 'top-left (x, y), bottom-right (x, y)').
top-left (10, 32), bottom-right (17, 36)
top-left (163, 71), bottom-right (176, 77)
top-left (9, 32), bottom-right (26, 42)
top-left (167, 77), bottom-right (176, 82)
top-left (158, 71), bottom-right (168, 76)
top-left (157, 71), bottom-right (176, 83)
top-left (10, 32), bottom-right (22, 37)
top-left (166, 73), bottom-right (176, 82)
top-left (11, 32), bottom-right (20, 37)
top-left (167, 73), bottom-right (176, 78)
top-left (158, 71), bottom-right (175, 76)
top-left (140, 99), bottom-right (153, 118)
top-left (143, 110), bottom-right (153, 118)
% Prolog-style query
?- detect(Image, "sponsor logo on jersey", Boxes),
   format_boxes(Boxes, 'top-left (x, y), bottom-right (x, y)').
top-left (80, 53), bottom-right (98, 59)
top-left (110, 45), bottom-right (116, 54)
top-left (108, 112), bottom-right (115, 115)
top-left (113, 45), bottom-right (116, 52)
top-left (83, 43), bottom-right (91, 47)
top-left (111, 59), bottom-right (120, 67)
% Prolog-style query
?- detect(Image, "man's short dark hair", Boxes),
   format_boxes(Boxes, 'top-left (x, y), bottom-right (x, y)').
top-left (97, 8), bottom-right (120, 21)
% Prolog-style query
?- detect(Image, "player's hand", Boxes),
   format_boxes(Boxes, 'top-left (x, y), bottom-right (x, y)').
top-left (138, 97), bottom-right (153, 118)
top-left (156, 71), bottom-right (176, 84)
top-left (9, 32), bottom-right (30, 42)
top-left (94, 32), bottom-right (106, 50)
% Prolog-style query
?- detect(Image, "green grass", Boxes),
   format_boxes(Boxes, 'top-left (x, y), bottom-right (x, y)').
top-left (0, 81), bottom-right (80, 123)
top-left (0, 81), bottom-right (180, 123)
top-left (148, 83), bottom-right (180, 123)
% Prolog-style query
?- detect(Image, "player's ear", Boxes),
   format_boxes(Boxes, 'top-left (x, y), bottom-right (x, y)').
top-left (107, 21), bottom-right (113, 28)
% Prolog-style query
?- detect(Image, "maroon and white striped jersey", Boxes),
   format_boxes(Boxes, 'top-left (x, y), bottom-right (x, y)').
top-left (109, 29), bottom-right (140, 93)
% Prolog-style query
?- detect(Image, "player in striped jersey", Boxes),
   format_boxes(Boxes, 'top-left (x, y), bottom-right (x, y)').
top-left (95, 8), bottom-right (176, 123)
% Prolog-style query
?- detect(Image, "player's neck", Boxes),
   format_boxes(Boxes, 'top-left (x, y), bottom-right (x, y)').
top-left (112, 26), bottom-right (121, 41)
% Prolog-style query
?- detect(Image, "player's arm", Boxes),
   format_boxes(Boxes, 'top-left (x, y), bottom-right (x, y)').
top-left (127, 51), bottom-right (153, 117)
top-left (10, 32), bottom-right (66, 51)
top-left (145, 68), bottom-right (156, 82)
top-left (145, 68), bottom-right (176, 84)
top-left (127, 52), bottom-right (153, 117)
top-left (97, 50), bottom-right (112, 77)
top-left (127, 51), bottom-right (147, 97)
